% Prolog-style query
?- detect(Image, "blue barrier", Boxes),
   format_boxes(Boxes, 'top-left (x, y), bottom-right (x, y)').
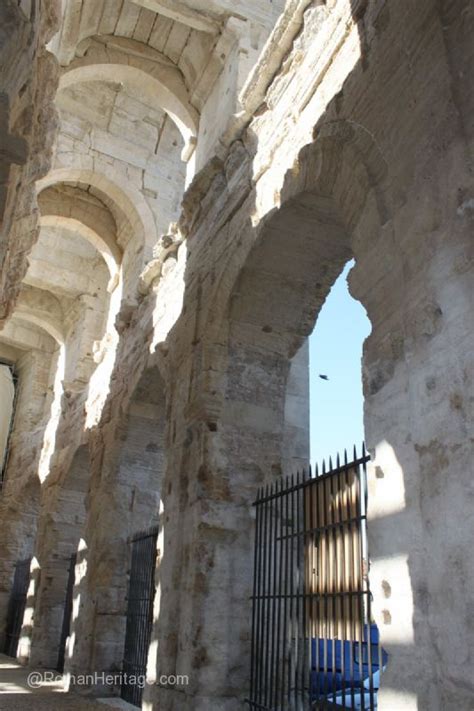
top-left (310, 624), bottom-right (388, 709)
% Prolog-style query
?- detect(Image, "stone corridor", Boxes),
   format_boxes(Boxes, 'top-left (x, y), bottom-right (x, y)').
top-left (0, 1), bottom-right (473, 709)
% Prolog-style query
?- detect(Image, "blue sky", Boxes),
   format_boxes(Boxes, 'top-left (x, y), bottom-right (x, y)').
top-left (309, 260), bottom-right (371, 465)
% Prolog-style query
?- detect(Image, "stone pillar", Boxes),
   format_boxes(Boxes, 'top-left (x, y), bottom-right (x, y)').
top-left (68, 366), bottom-right (166, 694)
top-left (0, 348), bottom-right (54, 652)
top-left (145, 339), bottom-right (291, 711)
top-left (283, 339), bottom-right (310, 474)
top-left (0, 489), bottom-right (39, 654)
top-left (28, 446), bottom-right (89, 669)
top-left (349, 166), bottom-right (474, 709)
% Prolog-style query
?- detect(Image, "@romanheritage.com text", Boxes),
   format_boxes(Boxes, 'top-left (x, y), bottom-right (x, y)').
top-left (27, 670), bottom-right (190, 689)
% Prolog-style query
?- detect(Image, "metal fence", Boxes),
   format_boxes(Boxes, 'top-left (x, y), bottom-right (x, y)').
top-left (57, 552), bottom-right (77, 672)
top-left (121, 525), bottom-right (159, 707)
top-left (247, 446), bottom-right (387, 710)
top-left (3, 557), bottom-right (31, 657)
top-left (0, 361), bottom-right (18, 489)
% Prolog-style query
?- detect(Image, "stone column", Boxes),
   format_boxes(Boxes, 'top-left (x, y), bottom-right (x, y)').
top-left (67, 366), bottom-right (166, 695)
top-left (348, 157), bottom-right (474, 708)
top-left (145, 338), bottom-right (291, 711)
top-left (28, 445), bottom-right (89, 669)
top-left (283, 339), bottom-right (310, 475)
top-left (0, 348), bottom-right (54, 653)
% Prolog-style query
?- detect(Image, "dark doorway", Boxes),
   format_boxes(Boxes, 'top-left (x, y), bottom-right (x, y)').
top-left (121, 525), bottom-right (159, 707)
top-left (4, 558), bottom-right (31, 657)
top-left (57, 552), bottom-right (77, 672)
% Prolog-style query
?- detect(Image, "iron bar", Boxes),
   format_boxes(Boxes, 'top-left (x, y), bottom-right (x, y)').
top-left (259, 484), bottom-right (270, 708)
top-left (252, 456), bottom-right (370, 506)
top-left (57, 552), bottom-right (77, 672)
top-left (246, 445), bottom-right (386, 711)
top-left (121, 525), bottom-right (159, 707)
top-left (250, 487), bottom-right (262, 701)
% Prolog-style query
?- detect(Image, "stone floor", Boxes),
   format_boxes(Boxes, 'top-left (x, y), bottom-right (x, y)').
top-left (0, 655), bottom-right (132, 710)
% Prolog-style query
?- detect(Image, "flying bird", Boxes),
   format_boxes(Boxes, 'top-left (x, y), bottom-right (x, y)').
top-left (318, 374), bottom-right (329, 381)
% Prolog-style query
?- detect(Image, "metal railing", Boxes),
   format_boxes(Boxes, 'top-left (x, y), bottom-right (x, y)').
top-left (247, 445), bottom-right (387, 710)
top-left (121, 524), bottom-right (159, 707)
top-left (0, 361), bottom-right (19, 489)
top-left (57, 552), bottom-right (77, 672)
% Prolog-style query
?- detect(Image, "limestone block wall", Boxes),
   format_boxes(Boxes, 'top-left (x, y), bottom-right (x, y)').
top-left (283, 341), bottom-right (310, 475)
top-left (0, 333), bottom-right (58, 651)
top-left (138, 2), bottom-right (473, 709)
top-left (67, 359), bottom-right (169, 689)
top-left (0, 0), bottom-right (59, 327)
top-left (28, 445), bottom-right (90, 668)
top-left (55, 82), bottom-right (186, 243)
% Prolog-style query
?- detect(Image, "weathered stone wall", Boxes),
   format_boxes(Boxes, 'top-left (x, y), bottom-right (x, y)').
top-left (0, 0), bottom-right (60, 327)
top-left (0, 329), bottom-right (58, 650)
top-left (283, 341), bottom-right (310, 474)
top-left (140, 2), bottom-right (473, 709)
top-left (26, 444), bottom-right (90, 667)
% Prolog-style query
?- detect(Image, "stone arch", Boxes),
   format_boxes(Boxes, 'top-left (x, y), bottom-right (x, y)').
top-left (59, 38), bottom-right (198, 158)
top-left (189, 120), bottom-right (390, 349)
top-left (39, 216), bottom-right (119, 279)
top-left (12, 314), bottom-right (64, 348)
top-left (36, 167), bottom-right (158, 257)
top-left (151, 128), bottom-right (393, 708)
top-left (33, 182), bottom-right (123, 398)
top-left (38, 182), bottom-right (122, 277)
top-left (14, 287), bottom-right (65, 346)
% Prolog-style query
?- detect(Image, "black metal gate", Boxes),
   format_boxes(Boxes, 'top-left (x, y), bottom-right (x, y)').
top-left (121, 525), bottom-right (159, 707)
top-left (57, 552), bottom-right (77, 672)
top-left (3, 557), bottom-right (31, 657)
top-left (0, 361), bottom-right (18, 488)
top-left (247, 446), bottom-right (387, 710)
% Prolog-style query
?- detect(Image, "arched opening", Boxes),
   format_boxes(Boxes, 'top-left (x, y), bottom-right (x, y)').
top-left (59, 60), bottom-right (197, 156)
top-left (67, 365), bottom-right (167, 693)
top-left (0, 309), bottom-right (72, 660)
top-left (309, 259), bottom-right (372, 461)
top-left (151, 132), bottom-right (391, 709)
top-left (27, 445), bottom-right (90, 669)
top-left (0, 324), bottom-right (54, 656)
top-left (34, 178), bottom-right (130, 430)
top-left (53, 57), bottom-right (187, 251)
top-left (222, 134), bottom-right (388, 705)
top-left (35, 184), bottom-right (120, 383)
